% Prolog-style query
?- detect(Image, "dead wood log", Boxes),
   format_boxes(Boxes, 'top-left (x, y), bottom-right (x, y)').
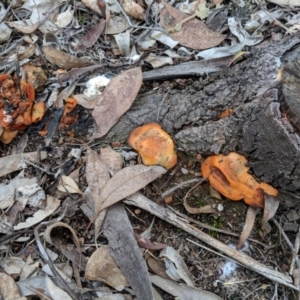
top-left (101, 34), bottom-right (300, 206)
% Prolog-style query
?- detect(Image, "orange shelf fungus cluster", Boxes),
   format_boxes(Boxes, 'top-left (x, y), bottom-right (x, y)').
top-left (128, 123), bottom-right (177, 169)
top-left (0, 74), bottom-right (46, 144)
top-left (201, 152), bottom-right (278, 208)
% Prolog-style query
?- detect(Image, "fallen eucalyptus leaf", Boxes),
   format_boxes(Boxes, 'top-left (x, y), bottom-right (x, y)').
top-left (0, 272), bottom-right (21, 300)
top-left (92, 67), bottom-right (142, 138)
top-left (236, 206), bottom-right (260, 250)
top-left (14, 196), bottom-right (60, 230)
top-left (161, 3), bottom-right (225, 50)
top-left (55, 5), bottom-right (74, 28)
top-left (75, 19), bottom-right (106, 52)
top-left (86, 148), bottom-right (110, 235)
top-left (42, 46), bottom-right (94, 69)
top-left (160, 246), bottom-right (194, 287)
top-left (0, 151), bottom-right (47, 177)
top-left (120, 0), bottom-right (145, 21)
top-left (95, 164), bottom-right (166, 213)
top-left (45, 276), bottom-right (72, 300)
top-left (57, 175), bottom-right (83, 194)
top-left (151, 275), bottom-right (222, 300)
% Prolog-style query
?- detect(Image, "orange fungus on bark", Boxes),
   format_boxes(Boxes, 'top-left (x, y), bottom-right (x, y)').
top-left (201, 152), bottom-right (278, 208)
top-left (128, 123), bottom-right (177, 169)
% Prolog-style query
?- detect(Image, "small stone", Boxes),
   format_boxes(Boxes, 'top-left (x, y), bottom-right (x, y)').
top-left (181, 168), bottom-right (188, 174)
top-left (217, 204), bottom-right (224, 212)
top-left (134, 209), bottom-right (141, 214)
top-left (283, 222), bottom-right (299, 232)
top-left (164, 195), bottom-right (173, 205)
top-left (121, 150), bottom-right (138, 161)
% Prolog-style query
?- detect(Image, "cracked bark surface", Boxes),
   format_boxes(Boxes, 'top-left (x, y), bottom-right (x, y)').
top-left (101, 34), bottom-right (300, 205)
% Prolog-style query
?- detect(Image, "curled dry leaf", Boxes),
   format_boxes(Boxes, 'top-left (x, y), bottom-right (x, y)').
top-left (201, 152), bottom-right (278, 207)
top-left (121, 0), bottom-right (146, 21)
top-left (161, 3), bottom-right (225, 50)
top-left (43, 222), bottom-right (81, 257)
top-left (92, 67), bottom-right (143, 138)
top-left (128, 123), bottom-right (177, 169)
top-left (57, 175), bottom-right (83, 194)
top-left (183, 200), bottom-right (217, 214)
top-left (42, 46), bottom-right (94, 69)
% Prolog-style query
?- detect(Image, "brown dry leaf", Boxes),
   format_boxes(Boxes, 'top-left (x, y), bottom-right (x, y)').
top-left (42, 46), bottom-right (94, 69)
top-left (75, 19), bottom-right (106, 52)
top-left (161, 3), bottom-right (225, 50)
top-left (92, 67), bottom-right (143, 138)
top-left (99, 147), bottom-right (123, 176)
top-left (6, 18), bottom-right (40, 34)
top-left (0, 272), bottom-right (21, 300)
top-left (85, 246), bottom-right (129, 290)
top-left (262, 194), bottom-right (280, 224)
top-left (0, 151), bottom-right (47, 177)
top-left (146, 256), bottom-right (170, 279)
top-left (237, 206), bottom-right (260, 250)
top-left (82, 0), bottom-right (103, 16)
top-left (121, 0), bottom-right (146, 21)
top-left (86, 148), bottom-right (110, 235)
top-left (134, 233), bottom-right (167, 250)
top-left (57, 175), bottom-right (83, 194)
top-left (95, 164), bottom-right (166, 213)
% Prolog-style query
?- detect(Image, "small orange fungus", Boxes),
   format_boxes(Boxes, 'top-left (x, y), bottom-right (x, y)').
top-left (127, 123), bottom-right (177, 169)
top-left (201, 152), bottom-right (278, 208)
top-left (0, 74), bottom-right (47, 144)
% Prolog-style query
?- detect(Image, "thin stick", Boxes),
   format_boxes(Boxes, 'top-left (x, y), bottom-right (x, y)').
top-left (161, 178), bottom-right (203, 198)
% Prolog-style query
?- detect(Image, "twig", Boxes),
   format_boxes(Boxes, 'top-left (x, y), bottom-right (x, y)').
top-left (166, 205), bottom-right (273, 248)
top-left (0, 2), bottom-right (13, 23)
top-left (114, 0), bottom-right (166, 33)
top-left (124, 193), bottom-right (297, 289)
top-left (289, 228), bottom-right (300, 276)
top-left (157, 87), bottom-right (172, 122)
top-left (0, 37), bottom-right (25, 57)
top-left (272, 218), bottom-right (300, 298)
top-left (161, 178), bottom-right (203, 198)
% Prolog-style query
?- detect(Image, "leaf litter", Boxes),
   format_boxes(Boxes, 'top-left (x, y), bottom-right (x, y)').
top-left (0, 0), bottom-right (299, 299)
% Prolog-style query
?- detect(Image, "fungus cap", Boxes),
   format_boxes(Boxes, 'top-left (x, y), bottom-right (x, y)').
top-left (127, 123), bottom-right (177, 169)
top-left (201, 152), bottom-right (278, 207)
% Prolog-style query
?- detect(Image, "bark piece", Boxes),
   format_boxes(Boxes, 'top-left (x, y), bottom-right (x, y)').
top-left (103, 203), bottom-right (153, 300)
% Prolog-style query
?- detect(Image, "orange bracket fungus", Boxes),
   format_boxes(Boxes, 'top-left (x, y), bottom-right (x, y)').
top-left (201, 152), bottom-right (278, 208)
top-left (127, 123), bottom-right (177, 169)
top-left (0, 73), bottom-right (46, 144)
